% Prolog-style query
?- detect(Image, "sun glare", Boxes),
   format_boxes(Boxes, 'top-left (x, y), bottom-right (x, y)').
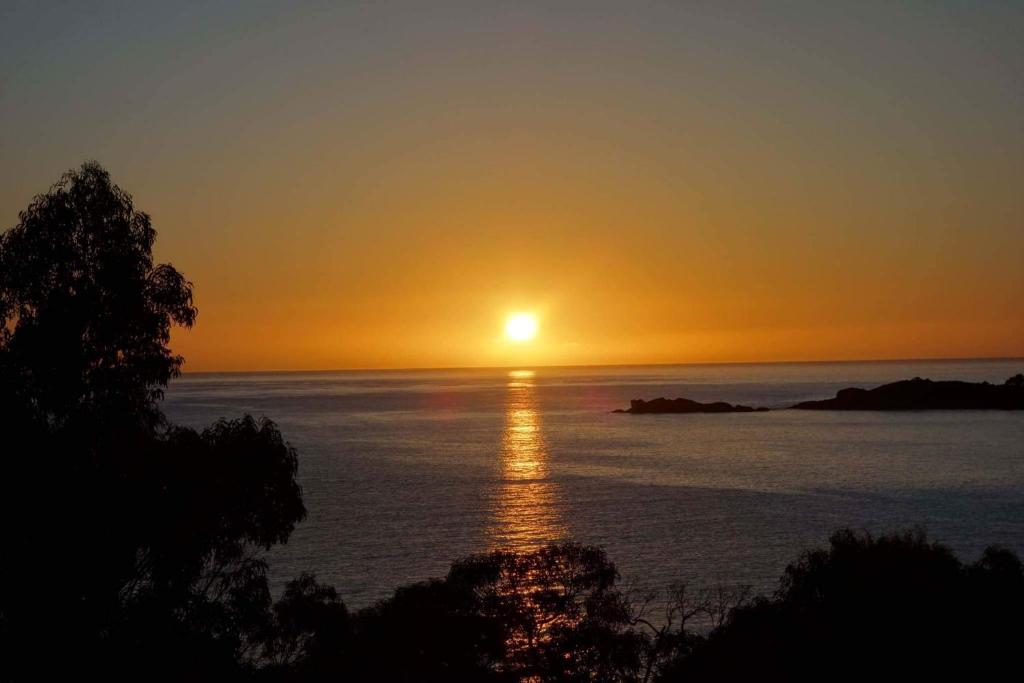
top-left (505, 313), bottom-right (538, 342)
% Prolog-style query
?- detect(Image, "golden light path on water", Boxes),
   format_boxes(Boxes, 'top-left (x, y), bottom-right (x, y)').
top-left (488, 370), bottom-right (566, 551)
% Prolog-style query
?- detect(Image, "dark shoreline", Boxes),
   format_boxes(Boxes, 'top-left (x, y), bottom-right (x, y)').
top-left (618, 375), bottom-right (1024, 413)
top-left (614, 397), bottom-right (769, 414)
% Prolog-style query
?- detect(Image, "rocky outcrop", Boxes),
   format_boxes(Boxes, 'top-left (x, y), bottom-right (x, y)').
top-left (615, 397), bottom-right (769, 414)
top-left (792, 376), bottom-right (1024, 411)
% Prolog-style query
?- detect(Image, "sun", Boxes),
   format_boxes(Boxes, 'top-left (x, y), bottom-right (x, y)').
top-left (505, 313), bottom-right (539, 342)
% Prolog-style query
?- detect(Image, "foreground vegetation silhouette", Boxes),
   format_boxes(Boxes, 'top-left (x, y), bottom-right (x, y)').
top-left (1, 164), bottom-right (1021, 681)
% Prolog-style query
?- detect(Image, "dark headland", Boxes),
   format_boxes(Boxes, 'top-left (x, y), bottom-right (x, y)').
top-left (617, 374), bottom-right (1024, 414)
top-left (615, 397), bottom-right (770, 414)
top-left (793, 374), bottom-right (1024, 410)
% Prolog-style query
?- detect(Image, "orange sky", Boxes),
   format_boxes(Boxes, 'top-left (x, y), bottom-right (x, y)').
top-left (1, 2), bottom-right (1022, 371)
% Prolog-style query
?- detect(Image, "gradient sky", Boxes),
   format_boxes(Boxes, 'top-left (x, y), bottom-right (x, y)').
top-left (2, 1), bottom-right (1022, 370)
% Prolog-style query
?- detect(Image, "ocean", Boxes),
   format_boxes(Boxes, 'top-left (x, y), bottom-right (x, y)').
top-left (162, 359), bottom-right (1024, 608)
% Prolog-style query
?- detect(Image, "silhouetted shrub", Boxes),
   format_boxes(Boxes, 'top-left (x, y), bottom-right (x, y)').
top-left (251, 533), bottom-right (1024, 682)
top-left (664, 529), bottom-right (1024, 681)
top-left (341, 543), bottom-right (643, 683)
top-left (256, 572), bottom-right (352, 677)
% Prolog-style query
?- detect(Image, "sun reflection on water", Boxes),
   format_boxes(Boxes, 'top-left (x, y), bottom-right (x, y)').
top-left (488, 370), bottom-right (565, 551)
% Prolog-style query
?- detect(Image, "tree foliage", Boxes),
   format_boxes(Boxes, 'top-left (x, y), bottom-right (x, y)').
top-left (668, 529), bottom-right (1024, 681)
top-left (0, 161), bottom-right (196, 429)
top-left (0, 163), bottom-right (303, 679)
top-left (295, 543), bottom-right (646, 682)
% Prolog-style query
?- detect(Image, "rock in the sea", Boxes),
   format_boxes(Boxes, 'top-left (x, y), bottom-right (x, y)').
top-left (615, 397), bottom-right (769, 414)
top-left (792, 376), bottom-right (1024, 411)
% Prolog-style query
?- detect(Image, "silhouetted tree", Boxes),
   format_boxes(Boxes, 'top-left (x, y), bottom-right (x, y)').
top-left (0, 163), bottom-right (305, 679)
top-left (0, 161), bottom-right (196, 430)
top-left (1006, 373), bottom-right (1024, 387)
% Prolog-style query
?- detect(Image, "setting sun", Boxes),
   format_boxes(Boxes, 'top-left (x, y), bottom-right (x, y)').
top-left (505, 313), bottom-right (539, 342)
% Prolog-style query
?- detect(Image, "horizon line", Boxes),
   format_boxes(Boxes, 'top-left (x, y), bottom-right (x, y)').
top-left (178, 354), bottom-right (1024, 376)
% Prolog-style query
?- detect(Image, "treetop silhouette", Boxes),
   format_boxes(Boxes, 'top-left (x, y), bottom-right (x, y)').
top-left (0, 161), bottom-right (196, 429)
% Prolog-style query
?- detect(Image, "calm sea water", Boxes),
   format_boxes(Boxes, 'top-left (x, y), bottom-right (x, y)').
top-left (163, 359), bottom-right (1024, 607)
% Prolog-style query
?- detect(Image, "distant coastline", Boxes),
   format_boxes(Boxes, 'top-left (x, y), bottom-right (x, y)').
top-left (619, 374), bottom-right (1024, 413)
top-left (792, 375), bottom-right (1024, 411)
